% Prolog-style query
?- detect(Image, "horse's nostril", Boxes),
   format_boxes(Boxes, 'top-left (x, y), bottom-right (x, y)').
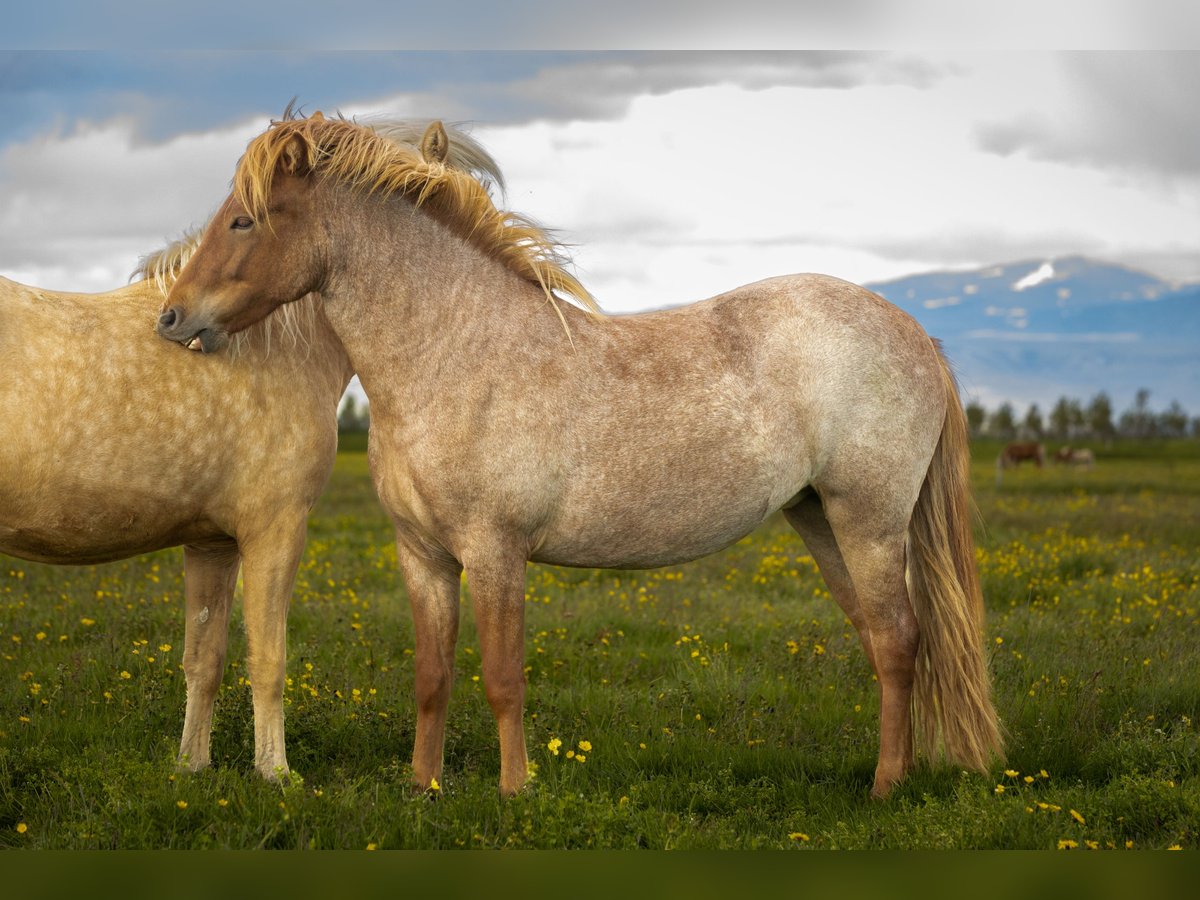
top-left (158, 307), bottom-right (179, 329)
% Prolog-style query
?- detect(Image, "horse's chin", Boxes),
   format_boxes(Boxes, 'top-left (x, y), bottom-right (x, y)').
top-left (183, 328), bottom-right (229, 354)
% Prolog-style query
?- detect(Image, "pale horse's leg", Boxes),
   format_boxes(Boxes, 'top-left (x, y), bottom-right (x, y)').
top-left (463, 544), bottom-right (529, 796)
top-left (238, 512), bottom-right (309, 780)
top-left (810, 489), bottom-right (919, 799)
top-left (178, 541), bottom-right (240, 771)
top-left (783, 491), bottom-right (878, 676)
top-left (396, 538), bottom-right (462, 792)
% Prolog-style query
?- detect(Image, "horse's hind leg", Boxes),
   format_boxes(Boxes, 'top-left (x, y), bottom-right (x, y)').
top-left (396, 537), bottom-right (462, 792)
top-left (815, 492), bottom-right (919, 799)
top-left (178, 541), bottom-right (240, 772)
top-left (783, 492), bottom-right (877, 676)
top-left (239, 512), bottom-right (308, 780)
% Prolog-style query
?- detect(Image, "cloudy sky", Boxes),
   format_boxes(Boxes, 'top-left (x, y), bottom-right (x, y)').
top-left (2, 11), bottom-right (1198, 318)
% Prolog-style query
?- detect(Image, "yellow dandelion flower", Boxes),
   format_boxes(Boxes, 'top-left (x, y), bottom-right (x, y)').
top-left (1004, 769), bottom-right (1019, 778)
top-left (366, 843), bottom-right (378, 851)
top-left (547, 737), bottom-right (562, 755)
top-left (1057, 839), bottom-right (1078, 850)
top-left (429, 778), bottom-right (440, 792)
top-left (1070, 809), bottom-right (1085, 825)
top-left (176, 800), bottom-right (188, 810)
top-left (218, 798), bottom-right (229, 807)
top-left (566, 749), bottom-right (575, 759)
top-left (1167, 845), bottom-right (1182, 851)
top-left (1024, 776), bottom-right (1035, 784)
top-left (578, 740), bottom-right (592, 752)
top-left (575, 754), bottom-right (586, 763)
top-left (159, 644), bottom-right (172, 652)
top-left (119, 671), bottom-right (131, 679)
top-left (35, 632), bottom-right (46, 641)
top-left (16, 822), bottom-right (28, 834)
top-left (994, 784), bottom-right (1005, 794)
top-left (788, 832), bottom-right (810, 842)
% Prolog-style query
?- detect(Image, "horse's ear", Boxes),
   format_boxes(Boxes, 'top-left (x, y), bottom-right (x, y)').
top-left (280, 134), bottom-right (310, 176)
top-left (420, 121), bottom-right (449, 164)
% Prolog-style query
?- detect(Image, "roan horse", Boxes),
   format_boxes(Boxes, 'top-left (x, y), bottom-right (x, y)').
top-left (1, 120), bottom-right (499, 780)
top-left (158, 112), bottom-right (1003, 798)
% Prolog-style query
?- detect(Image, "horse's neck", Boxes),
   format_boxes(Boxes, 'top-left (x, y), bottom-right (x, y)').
top-left (319, 197), bottom-right (566, 412)
top-left (236, 298), bottom-right (355, 398)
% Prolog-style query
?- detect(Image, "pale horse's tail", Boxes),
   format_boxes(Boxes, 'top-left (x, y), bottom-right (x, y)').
top-left (906, 348), bottom-right (1004, 772)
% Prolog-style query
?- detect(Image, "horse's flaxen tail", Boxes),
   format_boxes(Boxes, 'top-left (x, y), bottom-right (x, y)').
top-left (907, 347), bottom-right (1004, 773)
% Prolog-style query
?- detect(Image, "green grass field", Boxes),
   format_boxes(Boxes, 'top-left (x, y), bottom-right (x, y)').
top-left (2, 435), bottom-right (1197, 849)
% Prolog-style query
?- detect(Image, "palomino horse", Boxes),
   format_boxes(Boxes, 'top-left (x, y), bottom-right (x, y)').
top-left (158, 112), bottom-right (1003, 798)
top-left (1054, 446), bottom-right (1095, 469)
top-left (1, 119), bottom-right (500, 780)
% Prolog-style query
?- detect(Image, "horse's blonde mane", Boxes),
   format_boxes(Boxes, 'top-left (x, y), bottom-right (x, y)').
top-left (234, 111), bottom-right (601, 317)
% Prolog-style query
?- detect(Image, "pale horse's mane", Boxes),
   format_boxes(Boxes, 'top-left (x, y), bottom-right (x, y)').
top-left (134, 118), bottom-right (515, 357)
top-left (233, 109), bottom-right (601, 324)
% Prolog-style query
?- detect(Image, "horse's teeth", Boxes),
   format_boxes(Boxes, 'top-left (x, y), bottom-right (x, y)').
top-left (186, 337), bottom-right (202, 351)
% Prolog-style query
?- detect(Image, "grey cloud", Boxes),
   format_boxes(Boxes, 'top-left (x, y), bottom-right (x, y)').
top-left (975, 52), bottom-right (1200, 178)
top-left (449, 52), bottom-right (951, 125)
top-left (0, 51), bottom-right (951, 148)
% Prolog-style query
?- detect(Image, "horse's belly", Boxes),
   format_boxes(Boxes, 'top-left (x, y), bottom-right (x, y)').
top-left (531, 496), bottom-right (779, 570)
top-left (0, 490), bottom-right (221, 565)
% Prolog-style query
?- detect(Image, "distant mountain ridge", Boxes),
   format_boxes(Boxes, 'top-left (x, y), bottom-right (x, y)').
top-left (865, 257), bottom-right (1200, 413)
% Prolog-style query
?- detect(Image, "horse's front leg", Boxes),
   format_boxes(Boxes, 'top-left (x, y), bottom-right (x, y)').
top-left (178, 541), bottom-right (240, 771)
top-left (464, 545), bottom-right (529, 797)
top-left (396, 538), bottom-right (462, 792)
top-left (239, 512), bottom-right (308, 780)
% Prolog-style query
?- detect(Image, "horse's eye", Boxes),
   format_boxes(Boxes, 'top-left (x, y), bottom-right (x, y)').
top-left (231, 216), bottom-right (254, 230)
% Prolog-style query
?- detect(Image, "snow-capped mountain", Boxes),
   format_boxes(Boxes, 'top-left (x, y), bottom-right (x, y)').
top-left (865, 257), bottom-right (1200, 412)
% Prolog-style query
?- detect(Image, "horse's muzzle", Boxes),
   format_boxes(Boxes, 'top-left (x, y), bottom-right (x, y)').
top-left (156, 308), bottom-right (228, 354)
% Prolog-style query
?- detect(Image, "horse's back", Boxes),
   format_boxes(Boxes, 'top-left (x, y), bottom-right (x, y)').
top-left (520, 274), bottom-right (948, 568)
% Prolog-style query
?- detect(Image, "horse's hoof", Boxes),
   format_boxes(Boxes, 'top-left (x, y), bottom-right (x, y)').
top-left (176, 754), bottom-right (209, 774)
top-left (259, 764), bottom-right (292, 785)
top-left (411, 776), bottom-right (444, 799)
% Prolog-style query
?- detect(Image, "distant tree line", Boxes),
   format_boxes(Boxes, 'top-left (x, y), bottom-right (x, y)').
top-left (337, 395), bottom-right (370, 432)
top-left (965, 389), bottom-right (1198, 441)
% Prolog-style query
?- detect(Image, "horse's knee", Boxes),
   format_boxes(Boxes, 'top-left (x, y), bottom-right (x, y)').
top-left (415, 660), bottom-right (453, 713)
top-left (483, 667), bottom-right (525, 717)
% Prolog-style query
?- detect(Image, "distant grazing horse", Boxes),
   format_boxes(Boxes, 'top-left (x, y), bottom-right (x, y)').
top-left (996, 441), bottom-right (1045, 485)
top-left (0, 120), bottom-right (500, 779)
top-left (157, 111), bottom-right (1002, 799)
top-left (1054, 446), bottom-right (1095, 469)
